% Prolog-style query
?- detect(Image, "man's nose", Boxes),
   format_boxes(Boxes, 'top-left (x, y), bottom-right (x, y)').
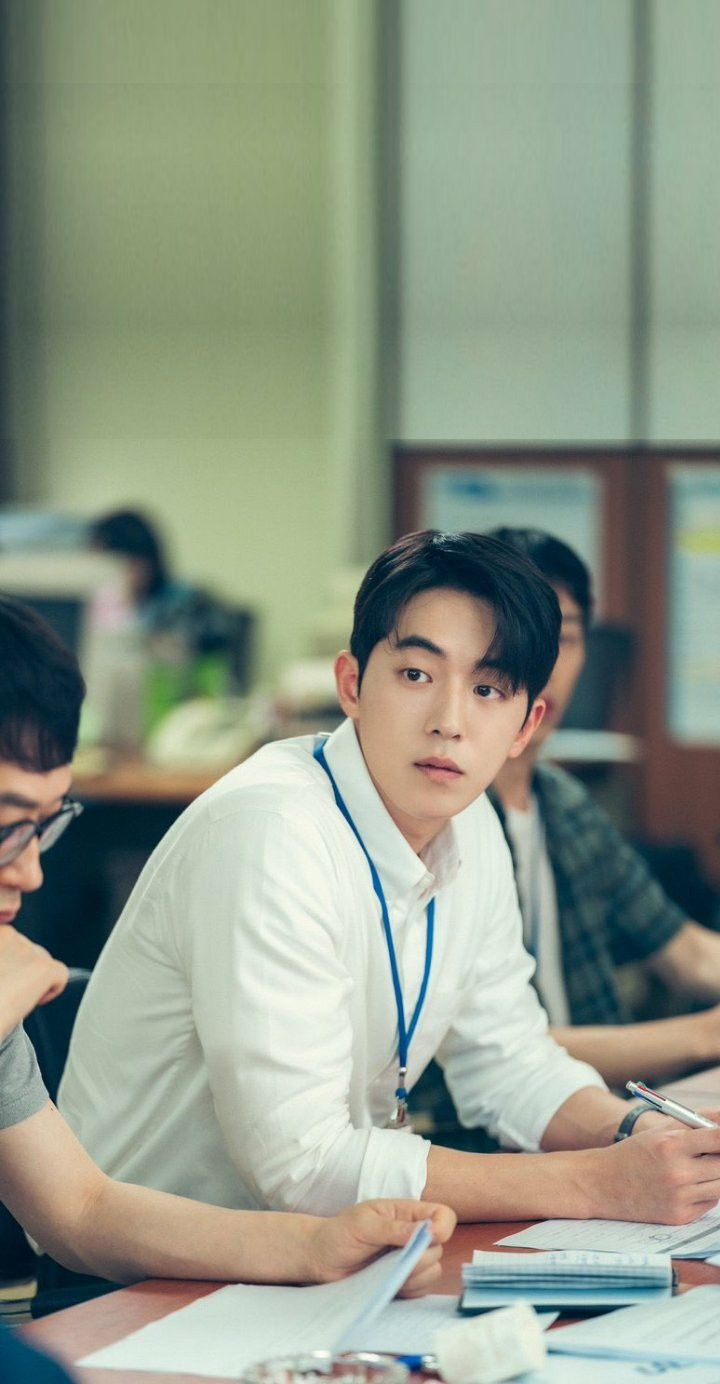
top-left (426, 684), bottom-right (464, 740)
top-left (1, 837), bottom-right (44, 893)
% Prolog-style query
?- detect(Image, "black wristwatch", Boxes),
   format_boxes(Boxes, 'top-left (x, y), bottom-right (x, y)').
top-left (614, 1105), bottom-right (647, 1141)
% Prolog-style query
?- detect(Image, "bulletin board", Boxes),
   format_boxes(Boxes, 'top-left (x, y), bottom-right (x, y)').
top-left (629, 454), bottom-right (720, 886)
top-left (394, 449), bottom-right (633, 620)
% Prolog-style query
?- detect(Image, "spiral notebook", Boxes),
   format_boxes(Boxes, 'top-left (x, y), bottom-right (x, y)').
top-left (460, 1249), bottom-right (675, 1312)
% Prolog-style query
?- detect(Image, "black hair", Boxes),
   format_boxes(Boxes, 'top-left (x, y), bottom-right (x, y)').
top-left (0, 596), bottom-right (86, 771)
top-left (90, 508), bottom-right (168, 599)
top-left (488, 527), bottom-right (593, 629)
top-left (350, 530), bottom-right (561, 706)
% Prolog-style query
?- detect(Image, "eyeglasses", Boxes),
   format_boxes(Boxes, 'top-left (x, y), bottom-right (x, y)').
top-left (0, 799), bottom-right (84, 869)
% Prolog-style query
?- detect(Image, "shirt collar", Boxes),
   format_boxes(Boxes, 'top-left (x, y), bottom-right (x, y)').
top-left (321, 718), bottom-right (460, 906)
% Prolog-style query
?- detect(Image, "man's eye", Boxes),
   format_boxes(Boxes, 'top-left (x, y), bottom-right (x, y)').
top-left (402, 668), bottom-right (430, 684)
top-left (474, 684), bottom-right (502, 699)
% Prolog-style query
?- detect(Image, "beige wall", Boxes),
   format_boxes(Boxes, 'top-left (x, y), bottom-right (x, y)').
top-left (3, 1), bottom-right (385, 681)
top-left (393, 0), bottom-right (720, 445)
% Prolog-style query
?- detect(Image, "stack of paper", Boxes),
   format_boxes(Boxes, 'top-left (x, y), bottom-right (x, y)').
top-left (460, 1249), bottom-right (673, 1311)
top-left (80, 1222), bottom-right (434, 1377)
top-left (498, 1205), bottom-right (720, 1259)
top-left (547, 1285), bottom-right (720, 1366)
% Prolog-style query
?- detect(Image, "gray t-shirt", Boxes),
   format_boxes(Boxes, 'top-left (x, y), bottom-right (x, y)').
top-left (0, 1025), bottom-right (49, 1130)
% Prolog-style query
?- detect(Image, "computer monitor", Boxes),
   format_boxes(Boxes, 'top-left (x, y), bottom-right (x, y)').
top-left (0, 551), bottom-right (139, 749)
top-left (0, 550), bottom-right (130, 659)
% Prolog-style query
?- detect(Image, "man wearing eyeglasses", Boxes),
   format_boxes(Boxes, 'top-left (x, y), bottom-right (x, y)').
top-left (0, 594), bottom-right (453, 1337)
top-left (0, 799), bottom-right (80, 1037)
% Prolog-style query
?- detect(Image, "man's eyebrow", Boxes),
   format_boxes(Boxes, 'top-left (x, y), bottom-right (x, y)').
top-left (393, 635), bottom-right (446, 658)
top-left (474, 657), bottom-right (513, 681)
top-left (0, 788), bottom-right (70, 812)
top-left (0, 792), bottom-right (39, 810)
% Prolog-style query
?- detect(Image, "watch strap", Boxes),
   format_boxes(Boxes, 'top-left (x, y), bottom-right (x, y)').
top-left (614, 1104), bottom-right (647, 1142)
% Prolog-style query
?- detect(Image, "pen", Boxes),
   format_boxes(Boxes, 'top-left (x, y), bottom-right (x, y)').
top-left (395, 1355), bottom-right (439, 1374)
top-left (626, 1080), bottom-right (719, 1130)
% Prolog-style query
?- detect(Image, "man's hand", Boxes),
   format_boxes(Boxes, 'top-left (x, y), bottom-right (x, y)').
top-left (0, 926), bottom-right (68, 1039)
top-left (593, 1123), bottom-right (720, 1224)
top-left (307, 1199), bottom-right (456, 1295)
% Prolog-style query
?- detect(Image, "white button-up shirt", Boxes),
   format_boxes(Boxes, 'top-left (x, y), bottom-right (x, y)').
top-left (59, 719), bottom-right (604, 1215)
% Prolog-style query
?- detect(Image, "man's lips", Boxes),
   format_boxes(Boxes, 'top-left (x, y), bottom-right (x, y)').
top-left (414, 758), bottom-right (464, 781)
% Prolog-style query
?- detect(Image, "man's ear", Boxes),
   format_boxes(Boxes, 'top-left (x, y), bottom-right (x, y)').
top-left (335, 651), bottom-right (361, 720)
top-left (507, 698), bottom-right (546, 759)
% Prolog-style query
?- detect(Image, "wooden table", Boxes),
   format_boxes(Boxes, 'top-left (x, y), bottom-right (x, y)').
top-left (73, 757), bottom-right (222, 807)
top-left (20, 1219), bottom-right (720, 1384)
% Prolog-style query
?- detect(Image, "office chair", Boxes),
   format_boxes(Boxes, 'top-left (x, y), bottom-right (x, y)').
top-left (23, 968), bottom-right (91, 1103)
top-left (0, 970), bottom-right (91, 1283)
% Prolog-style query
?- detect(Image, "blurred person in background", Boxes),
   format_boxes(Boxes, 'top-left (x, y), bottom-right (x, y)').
top-left (90, 507), bottom-right (216, 636)
top-left (412, 528), bottom-right (720, 1147)
top-left (90, 507), bottom-right (250, 710)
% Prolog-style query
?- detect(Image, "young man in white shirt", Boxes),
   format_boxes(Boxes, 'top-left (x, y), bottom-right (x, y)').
top-left (0, 595), bottom-right (452, 1294)
top-left (61, 530), bottom-right (720, 1226)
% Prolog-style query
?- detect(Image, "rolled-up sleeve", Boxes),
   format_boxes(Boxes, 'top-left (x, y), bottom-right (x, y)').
top-left (438, 820), bottom-right (606, 1150)
top-left (183, 804), bottom-right (430, 1214)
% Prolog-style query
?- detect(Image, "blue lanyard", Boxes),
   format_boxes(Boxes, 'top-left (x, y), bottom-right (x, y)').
top-left (313, 738), bottom-right (435, 1124)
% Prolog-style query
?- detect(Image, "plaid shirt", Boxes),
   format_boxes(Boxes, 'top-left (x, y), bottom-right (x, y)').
top-left (410, 762), bottom-right (686, 1137)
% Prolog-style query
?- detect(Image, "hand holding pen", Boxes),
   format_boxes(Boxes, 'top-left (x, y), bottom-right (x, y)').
top-left (627, 1080), bottom-right (720, 1130)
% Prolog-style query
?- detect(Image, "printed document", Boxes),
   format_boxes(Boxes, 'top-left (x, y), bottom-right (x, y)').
top-left (499, 1205), bottom-right (720, 1258)
top-left (80, 1222), bottom-right (432, 1377)
top-left (548, 1285), bottom-right (720, 1365)
top-left (525, 1360), bottom-right (720, 1383)
top-left (79, 1292), bottom-right (559, 1378)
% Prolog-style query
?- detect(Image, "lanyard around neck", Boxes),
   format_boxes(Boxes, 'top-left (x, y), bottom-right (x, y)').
top-left (313, 738), bottom-right (435, 1120)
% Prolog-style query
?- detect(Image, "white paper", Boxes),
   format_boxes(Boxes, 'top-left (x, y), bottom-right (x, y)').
top-left (468, 1249), bottom-right (671, 1280)
top-left (343, 1299), bottom-right (558, 1355)
top-left (499, 1205), bottom-right (720, 1258)
top-left (79, 1290), bottom-right (559, 1378)
top-left (548, 1285), bottom-right (720, 1365)
top-left (521, 1359), bottom-right (720, 1383)
top-left (79, 1222), bottom-right (431, 1377)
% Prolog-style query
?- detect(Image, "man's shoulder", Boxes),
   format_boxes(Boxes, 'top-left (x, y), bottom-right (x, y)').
top-left (534, 760), bottom-right (595, 814)
top-left (0, 1024), bottom-right (49, 1130)
top-left (455, 789), bottom-right (515, 863)
top-left (194, 734), bottom-right (333, 825)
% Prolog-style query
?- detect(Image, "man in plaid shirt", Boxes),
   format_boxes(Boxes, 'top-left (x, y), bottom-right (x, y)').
top-left (411, 528), bottom-right (720, 1144)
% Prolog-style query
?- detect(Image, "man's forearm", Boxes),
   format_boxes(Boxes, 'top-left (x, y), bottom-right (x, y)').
top-left (551, 1012), bottom-right (719, 1088)
top-left (0, 1103), bottom-right (322, 1286)
top-left (538, 1086), bottom-right (629, 1150)
top-left (76, 1180), bottom-right (320, 1285)
top-left (421, 1088), bottom-right (668, 1224)
top-left (422, 1142), bottom-right (603, 1222)
top-left (649, 921), bottom-right (720, 1004)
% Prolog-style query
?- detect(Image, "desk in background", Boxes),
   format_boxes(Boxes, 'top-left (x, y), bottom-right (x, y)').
top-left (74, 758), bottom-right (220, 806)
